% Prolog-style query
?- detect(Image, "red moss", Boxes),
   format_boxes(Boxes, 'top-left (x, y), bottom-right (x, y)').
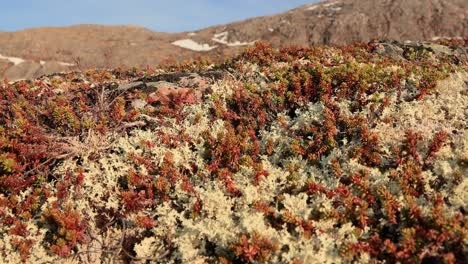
top-left (229, 232), bottom-right (279, 263)
top-left (11, 238), bottom-right (35, 262)
top-left (41, 203), bottom-right (87, 257)
top-left (425, 131), bottom-right (448, 166)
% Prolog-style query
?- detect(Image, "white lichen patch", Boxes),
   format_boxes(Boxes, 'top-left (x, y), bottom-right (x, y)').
top-left (376, 72), bottom-right (468, 143)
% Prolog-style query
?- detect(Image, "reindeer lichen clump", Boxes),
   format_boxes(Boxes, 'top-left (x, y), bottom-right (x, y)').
top-left (0, 39), bottom-right (466, 263)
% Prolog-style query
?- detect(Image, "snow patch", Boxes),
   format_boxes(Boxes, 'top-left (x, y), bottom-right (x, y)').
top-left (213, 32), bottom-right (229, 44)
top-left (212, 31), bottom-right (256, 47)
top-left (323, 1), bottom-right (340, 8)
top-left (329, 7), bottom-right (342, 12)
top-left (0, 53), bottom-right (25, 65)
top-left (305, 1), bottom-right (340, 10)
top-left (0, 53), bottom-right (74, 67)
top-left (172, 39), bottom-right (217, 51)
top-left (432, 36), bottom-right (463, 41)
top-left (58, 62), bottom-right (75, 67)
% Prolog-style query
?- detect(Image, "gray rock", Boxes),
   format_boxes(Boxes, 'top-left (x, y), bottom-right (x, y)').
top-left (381, 43), bottom-right (405, 60)
top-left (423, 43), bottom-right (454, 55)
top-left (116, 81), bottom-right (145, 92)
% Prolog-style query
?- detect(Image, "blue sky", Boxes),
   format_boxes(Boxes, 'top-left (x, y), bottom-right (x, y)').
top-left (1, 0), bottom-right (319, 32)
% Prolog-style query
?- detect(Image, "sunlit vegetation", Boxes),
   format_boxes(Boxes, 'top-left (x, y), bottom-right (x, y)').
top-left (0, 39), bottom-right (466, 263)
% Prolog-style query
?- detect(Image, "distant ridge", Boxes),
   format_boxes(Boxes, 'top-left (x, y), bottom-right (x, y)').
top-left (0, 0), bottom-right (466, 80)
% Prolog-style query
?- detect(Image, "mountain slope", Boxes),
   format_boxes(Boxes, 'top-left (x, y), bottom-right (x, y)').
top-left (191, 0), bottom-right (467, 47)
top-left (0, 0), bottom-right (466, 80)
top-left (0, 25), bottom-right (197, 80)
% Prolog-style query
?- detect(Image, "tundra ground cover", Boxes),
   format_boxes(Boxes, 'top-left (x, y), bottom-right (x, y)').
top-left (0, 40), bottom-right (467, 263)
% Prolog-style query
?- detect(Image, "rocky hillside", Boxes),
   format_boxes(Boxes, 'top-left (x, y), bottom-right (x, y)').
top-left (194, 0), bottom-right (468, 47)
top-left (0, 0), bottom-right (466, 81)
top-left (0, 39), bottom-right (466, 263)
